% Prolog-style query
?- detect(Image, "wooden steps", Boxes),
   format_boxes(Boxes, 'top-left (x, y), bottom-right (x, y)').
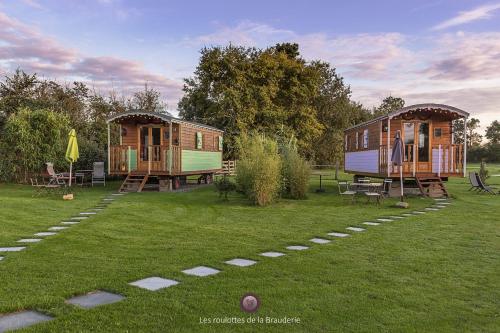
top-left (415, 176), bottom-right (448, 198)
top-left (119, 174), bottom-right (149, 193)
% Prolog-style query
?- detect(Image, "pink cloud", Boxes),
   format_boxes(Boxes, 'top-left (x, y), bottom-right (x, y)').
top-left (0, 11), bottom-right (181, 105)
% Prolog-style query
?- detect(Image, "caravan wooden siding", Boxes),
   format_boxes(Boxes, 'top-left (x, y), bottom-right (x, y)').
top-left (344, 104), bottom-right (469, 179)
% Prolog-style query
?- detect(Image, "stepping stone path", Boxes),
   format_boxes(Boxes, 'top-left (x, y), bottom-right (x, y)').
top-left (17, 239), bottom-right (42, 243)
top-left (0, 247), bottom-right (26, 252)
top-left (0, 310), bottom-right (53, 332)
top-left (309, 238), bottom-right (331, 244)
top-left (363, 222), bottom-right (380, 226)
top-left (34, 232), bottom-right (57, 237)
top-left (260, 252), bottom-right (285, 258)
top-left (286, 245), bottom-right (309, 250)
top-left (48, 226), bottom-right (68, 231)
top-left (130, 277), bottom-right (179, 291)
top-left (71, 217), bottom-right (88, 220)
top-left (346, 227), bottom-right (365, 232)
top-left (61, 221), bottom-right (79, 225)
top-left (376, 218), bottom-right (393, 222)
top-left (328, 232), bottom-right (350, 238)
top-left (67, 291), bottom-right (124, 308)
top-left (182, 266), bottom-right (220, 277)
top-left (225, 258), bottom-right (257, 267)
top-left (435, 205), bottom-right (446, 208)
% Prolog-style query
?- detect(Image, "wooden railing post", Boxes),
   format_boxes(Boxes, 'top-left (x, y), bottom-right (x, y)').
top-left (148, 145), bottom-right (152, 175)
top-left (128, 146), bottom-right (131, 173)
top-left (438, 144), bottom-right (442, 177)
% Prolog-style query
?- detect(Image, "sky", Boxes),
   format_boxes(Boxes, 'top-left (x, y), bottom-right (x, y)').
top-left (0, 0), bottom-right (499, 132)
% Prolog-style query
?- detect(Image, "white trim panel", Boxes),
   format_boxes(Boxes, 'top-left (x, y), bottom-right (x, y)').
top-left (345, 150), bottom-right (379, 174)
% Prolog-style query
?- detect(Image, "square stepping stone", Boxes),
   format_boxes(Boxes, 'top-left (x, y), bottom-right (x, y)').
top-left (80, 212), bottom-right (96, 215)
top-left (401, 213), bottom-right (414, 217)
top-left (439, 202), bottom-right (451, 205)
top-left (309, 238), bottom-right (331, 244)
top-left (412, 211), bottom-right (426, 214)
top-left (224, 258), bottom-right (257, 267)
top-left (91, 209), bottom-right (104, 211)
top-left (0, 247), bottom-right (26, 252)
top-left (286, 245), bottom-right (309, 250)
top-left (389, 216), bottom-right (404, 219)
top-left (17, 239), bottom-right (42, 243)
top-left (376, 218), bottom-right (393, 222)
top-left (363, 222), bottom-right (380, 226)
top-left (0, 256), bottom-right (4, 261)
top-left (112, 193), bottom-right (125, 196)
top-left (328, 232), bottom-right (350, 238)
top-left (61, 221), bottom-right (79, 225)
top-left (48, 226), bottom-right (68, 231)
top-left (0, 310), bottom-right (53, 332)
top-left (182, 266), bottom-right (220, 277)
top-left (425, 208), bottom-right (439, 211)
top-left (71, 216), bottom-right (88, 220)
top-left (66, 290), bottom-right (124, 308)
top-left (34, 232), bottom-right (57, 236)
top-left (434, 198), bottom-right (447, 201)
top-left (434, 205), bottom-right (446, 208)
top-left (260, 252), bottom-right (285, 258)
top-left (103, 198), bottom-right (114, 201)
top-left (129, 277), bottom-right (179, 291)
top-left (346, 227), bottom-right (365, 232)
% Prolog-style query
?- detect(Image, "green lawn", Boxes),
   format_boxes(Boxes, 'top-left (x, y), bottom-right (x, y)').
top-left (0, 168), bottom-right (499, 332)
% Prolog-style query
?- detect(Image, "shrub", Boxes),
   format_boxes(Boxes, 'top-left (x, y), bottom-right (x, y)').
top-left (236, 133), bottom-right (281, 206)
top-left (479, 159), bottom-right (489, 181)
top-left (214, 175), bottom-right (236, 200)
top-left (0, 107), bottom-right (70, 182)
top-left (280, 137), bottom-right (311, 199)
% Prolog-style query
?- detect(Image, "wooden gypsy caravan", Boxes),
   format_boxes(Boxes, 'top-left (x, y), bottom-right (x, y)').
top-left (106, 110), bottom-right (224, 192)
top-left (344, 104), bottom-right (469, 196)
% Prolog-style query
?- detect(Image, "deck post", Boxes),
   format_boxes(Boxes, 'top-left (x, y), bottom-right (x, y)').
top-left (168, 121), bottom-right (173, 174)
top-left (413, 144), bottom-right (416, 177)
top-left (463, 117), bottom-right (468, 177)
top-left (438, 144), bottom-right (442, 177)
top-left (387, 117), bottom-right (391, 177)
top-left (107, 123), bottom-right (111, 175)
top-left (128, 146), bottom-right (131, 173)
top-left (148, 146), bottom-right (151, 175)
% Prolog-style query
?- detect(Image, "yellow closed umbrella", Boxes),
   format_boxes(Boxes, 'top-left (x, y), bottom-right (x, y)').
top-left (65, 129), bottom-right (79, 187)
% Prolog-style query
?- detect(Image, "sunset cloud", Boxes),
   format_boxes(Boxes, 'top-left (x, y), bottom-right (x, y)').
top-left (0, 11), bottom-right (181, 103)
top-left (431, 3), bottom-right (500, 30)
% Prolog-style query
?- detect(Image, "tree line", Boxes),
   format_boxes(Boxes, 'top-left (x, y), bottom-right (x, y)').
top-left (0, 43), bottom-right (497, 182)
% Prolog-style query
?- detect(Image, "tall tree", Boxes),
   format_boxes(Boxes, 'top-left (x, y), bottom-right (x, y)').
top-left (485, 120), bottom-right (500, 144)
top-left (373, 96), bottom-right (405, 117)
top-left (127, 83), bottom-right (168, 113)
top-left (178, 43), bottom-right (359, 159)
top-left (453, 118), bottom-right (482, 146)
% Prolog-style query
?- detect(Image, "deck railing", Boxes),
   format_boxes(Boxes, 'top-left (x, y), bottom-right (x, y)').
top-left (432, 144), bottom-right (463, 176)
top-left (109, 145), bottom-right (180, 174)
top-left (378, 143), bottom-right (463, 176)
